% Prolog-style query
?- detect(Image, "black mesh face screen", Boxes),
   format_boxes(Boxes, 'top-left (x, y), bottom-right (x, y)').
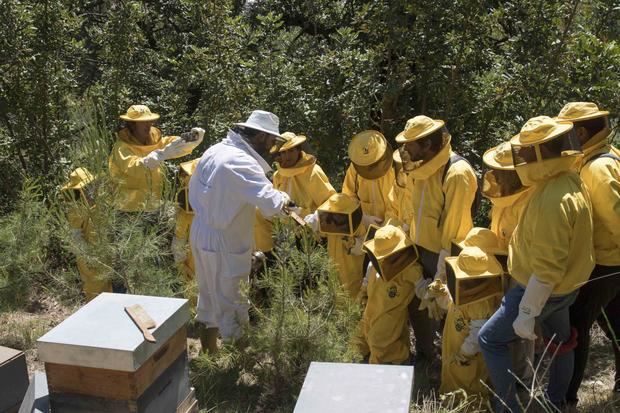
top-left (318, 211), bottom-right (351, 235)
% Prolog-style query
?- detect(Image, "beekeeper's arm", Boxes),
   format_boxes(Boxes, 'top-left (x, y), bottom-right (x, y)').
top-left (142, 128), bottom-right (205, 170)
top-left (341, 164), bottom-right (358, 198)
top-left (437, 163), bottom-right (477, 281)
top-left (309, 166), bottom-right (337, 210)
top-left (226, 157), bottom-right (288, 218)
top-left (583, 162), bottom-right (620, 249)
top-left (513, 195), bottom-right (574, 340)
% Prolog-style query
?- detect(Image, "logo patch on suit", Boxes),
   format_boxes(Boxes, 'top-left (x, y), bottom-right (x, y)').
top-left (388, 286), bottom-right (398, 298)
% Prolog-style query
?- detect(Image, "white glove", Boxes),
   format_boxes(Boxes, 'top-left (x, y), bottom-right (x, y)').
top-left (171, 236), bottom-right (187, 263)
top-left (415, 277), bottom-right (432, 300)
top-left (189, 127), bottom-right (205, 143)
top-left (349, 237), bottom-right (364, 256)
top-left (435, 291), bottom-right (452, 311)
top-left (279, 191), bottom-right (292, 208)
top-left (421, 279), bottom-right (451, 320)
top-left (142, 139), bottom-right (193, 170)
top-left (460, 318), bottom-right (486, 357)
top-left (434, 248), bottom-right (450, 283)
top-left (362, 214), bottom-right (382, 227)
top-left (512, 275), bottom-right (554, 340)
top-left (303, 212), bottom-right (319, 233)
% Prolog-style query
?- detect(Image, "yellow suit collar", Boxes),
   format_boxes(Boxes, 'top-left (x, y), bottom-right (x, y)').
top-left (276, 152), bottom-right (316, 177)
top-left (408, 140), bottom-right (452, 180)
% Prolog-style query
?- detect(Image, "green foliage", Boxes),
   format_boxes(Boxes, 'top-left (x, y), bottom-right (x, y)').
top-left (0, 180), bottom-right (53, 309)
top-left (2, 0), bottom-right (619, 200)
top-left (192, 221), bottom-right (361, 411)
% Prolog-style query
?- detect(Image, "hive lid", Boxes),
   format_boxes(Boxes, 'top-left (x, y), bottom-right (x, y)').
top-left (37, 293), bottom-right (189, 372)
top-left (294, 362), bottom-right (413, 413)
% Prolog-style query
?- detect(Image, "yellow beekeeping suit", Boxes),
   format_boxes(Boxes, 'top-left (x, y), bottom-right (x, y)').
top-left (109, 127), bottom-right (192, 212)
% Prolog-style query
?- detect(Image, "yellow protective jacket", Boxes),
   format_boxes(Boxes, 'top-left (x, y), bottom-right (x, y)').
top-left (358, 262), bottom-right (422, 364)
top-left (342, 164), bottom-right (395, 220)
top-left (488, 188), bottom-right (533, 251)
top-left (408, 142), bottom-right (477, 253)
top-left (386, 174), bottom-right (415, 228)
top-left (254, 153), bottom-right (336, 252)
top-left (109, 127), bottom-right (190, 212)
top-left (440, 295), bottom-right (501, 395)
top-left (65, 195), bottom-right (112, 301)
top-left (509, 170), bottom-right (594, 294)
top-left (579, 130), bottom-right (620, 266)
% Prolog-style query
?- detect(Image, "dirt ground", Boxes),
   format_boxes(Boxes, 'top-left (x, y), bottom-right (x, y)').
top-left (1, 293), bottom-right (618, 412)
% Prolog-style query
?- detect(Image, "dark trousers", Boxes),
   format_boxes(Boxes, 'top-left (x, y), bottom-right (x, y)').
top-left (567, 264), bottom-right (620, 402)
top-left (407, 246), bottom-right (439, 361)
top-left (408, 296), bottom-right (437, 360)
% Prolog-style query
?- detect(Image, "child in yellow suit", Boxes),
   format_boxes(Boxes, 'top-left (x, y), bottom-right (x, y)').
top-left (62, 168), bottom-right (112, 301)
top-left (172, 159), bottom-right (199, 281)
top-left (440, 246), bottom-right (503, 396)
top-left (357, 225), bottom-right (422, 364)
top-left (306, 193), bottom-right (366, 299)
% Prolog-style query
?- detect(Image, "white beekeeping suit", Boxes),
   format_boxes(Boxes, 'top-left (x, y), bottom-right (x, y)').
top-left (189, 111), bottom-right (287, 340)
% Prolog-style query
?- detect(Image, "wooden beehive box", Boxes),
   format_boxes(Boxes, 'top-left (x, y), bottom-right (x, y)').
top-left (37, 293), bottom-right (196, 412)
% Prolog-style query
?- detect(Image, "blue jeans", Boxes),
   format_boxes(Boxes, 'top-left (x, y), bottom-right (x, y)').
top-left (479, 285), bottom-right (577, 412)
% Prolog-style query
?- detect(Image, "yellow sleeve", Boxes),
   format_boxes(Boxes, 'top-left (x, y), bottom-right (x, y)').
top-left (342, 164), bottom-right (358, 198)
top-left (440, 162), bottom-right (477, 250)
top-left (109, 142), bottom-right (150, 185)
top-left (309, 165), bottom-right (336, 208)
top-left (583, 160), bottom-right (620, 248)
top-left (384, 181), bottom-right (401, 223)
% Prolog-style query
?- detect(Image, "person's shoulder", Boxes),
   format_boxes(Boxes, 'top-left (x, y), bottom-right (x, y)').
top-left (582, 151), bottom-right (619, 181)
top-left (538, 171), bottom-right (588, 213)
top-left (445, 154), bottom-right (476, 183)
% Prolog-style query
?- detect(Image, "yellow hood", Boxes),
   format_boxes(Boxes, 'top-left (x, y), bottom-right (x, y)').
top-left (515, 155), bottom-right (582, 187)
top-left (408, 138), bottom-right (452, 180)
top-left (276, 152), bottom-right (316, 178)
top-left (486, 186), bottom-right (533, 208)
top-left (117, 127), bottom-right (163, 154)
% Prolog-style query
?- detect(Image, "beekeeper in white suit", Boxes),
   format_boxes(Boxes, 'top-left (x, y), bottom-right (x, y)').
top-left (189, 110), bottom-right (292, 353)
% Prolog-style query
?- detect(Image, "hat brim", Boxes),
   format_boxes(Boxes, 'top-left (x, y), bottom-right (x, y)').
top-left (352, 145), bottom-right (393, 180)
top-left (119, 114), bottom-right (160, 122)
top-left (446, 255), bottom-right (503, 279)
top-left (395, 119), bottom-right (445, 143)
top-left (557, 110), bottom-right (609, 123)
top-left (235, 122), bottom-right (283, 138)
top-left (279, 135), bottom-right (306, 152)
top-left (510, 122), bottom-right (573, 146)
top-left (363, 236), bottom-right (410, 261)
top-left (482, 146), bottom-right (514, 170)
top-left (454, 240), bottom-right (507, 257)
top-left (348, 135), bottom-right (388, 166)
